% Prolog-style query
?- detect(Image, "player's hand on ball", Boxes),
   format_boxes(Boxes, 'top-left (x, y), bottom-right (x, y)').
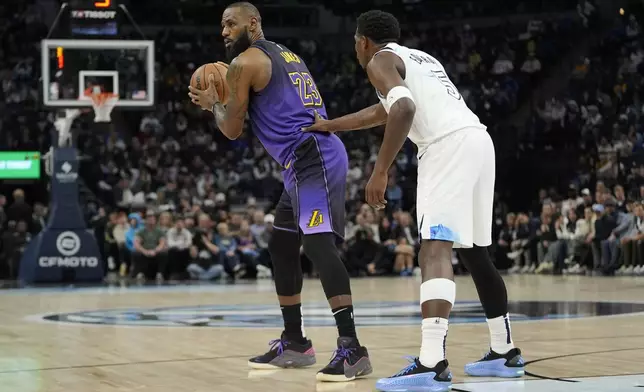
top-left (302, 110), bottom-right (332, 133)
top-left (366, 171), bottom-right (388, 210)
top-left (188, 74), bottom-right (220, 111)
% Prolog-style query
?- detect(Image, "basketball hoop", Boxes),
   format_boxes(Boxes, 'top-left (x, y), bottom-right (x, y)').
top-left (83, 88), bottom-right (118, 123)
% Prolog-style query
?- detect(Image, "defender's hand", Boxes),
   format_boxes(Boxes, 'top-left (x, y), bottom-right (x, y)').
top-left (188, 74), bottom-right (220, 111)
top-left (302, 110), bottom-right (332, 133)
top-left (366, 171), bottom-right (388, 210)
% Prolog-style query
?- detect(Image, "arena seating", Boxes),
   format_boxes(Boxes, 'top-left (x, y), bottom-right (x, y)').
top-left (3, 0), bottom-right (639, 281)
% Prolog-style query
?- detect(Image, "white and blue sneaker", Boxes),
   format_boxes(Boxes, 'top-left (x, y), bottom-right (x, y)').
top-left (376, 357), bottom-right (452, 392)
top-left (464, 348), bottom-right (525, 378)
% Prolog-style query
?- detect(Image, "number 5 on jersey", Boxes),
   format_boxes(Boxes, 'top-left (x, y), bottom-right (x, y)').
top-left (289, 72), bottom-right (323, 107)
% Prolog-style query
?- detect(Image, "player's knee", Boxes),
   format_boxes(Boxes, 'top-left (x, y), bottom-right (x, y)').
top-left (301, 232), bottom-right (339, 260)
top-left (268, 229), bottom-right (303, 297)
top-left (301, 233), bottom-right (351, 298)
top-left (457, 245), bottom-right (492, 272)
top-left (419, 240), bottom-right (453, 264)
top-left (268, 228), bottom-right (296, 259)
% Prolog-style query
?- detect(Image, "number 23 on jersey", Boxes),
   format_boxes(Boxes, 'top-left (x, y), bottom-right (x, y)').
top-left (289, 72), bottom-right (323, 108)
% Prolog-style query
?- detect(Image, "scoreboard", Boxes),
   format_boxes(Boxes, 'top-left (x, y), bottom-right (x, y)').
top-left (68, 0), bottom-right (120, 37)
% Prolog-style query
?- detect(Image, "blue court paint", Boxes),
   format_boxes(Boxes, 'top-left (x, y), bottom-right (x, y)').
top-left (37, 300), bottom-right (644, 328)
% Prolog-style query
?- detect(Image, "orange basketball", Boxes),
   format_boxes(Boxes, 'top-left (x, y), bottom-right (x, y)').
top-left (190, 62), bottom-right (229, 104)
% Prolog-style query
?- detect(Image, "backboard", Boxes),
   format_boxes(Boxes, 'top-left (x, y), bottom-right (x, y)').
top-left (41, 39), bottom-right (155, 108)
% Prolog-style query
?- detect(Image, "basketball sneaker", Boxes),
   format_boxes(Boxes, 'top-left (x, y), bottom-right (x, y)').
top-left (247, 333), bottom-right (316, 369)
top-left (375, 357), bottom-right (452, 392)
top-left (464, 348), bottom-right (525, 378)
top-left (316, 337), bottom-right (372, 382)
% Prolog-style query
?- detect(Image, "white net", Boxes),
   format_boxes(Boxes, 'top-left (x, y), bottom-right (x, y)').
top-left (90, 94), bottom-right (118, 123)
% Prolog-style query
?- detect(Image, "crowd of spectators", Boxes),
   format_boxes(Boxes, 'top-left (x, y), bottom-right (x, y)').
top-left (7, 0), bottom-right (642, 282)
top-left (497, 9), bottom-right (644, 275)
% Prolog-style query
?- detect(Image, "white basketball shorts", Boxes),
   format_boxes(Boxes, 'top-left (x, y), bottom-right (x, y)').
top-left (416, 127), bottom-right (495, 248)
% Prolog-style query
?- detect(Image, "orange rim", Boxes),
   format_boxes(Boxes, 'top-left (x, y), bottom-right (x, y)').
top-left (84, 91), bottom-right (118, 106)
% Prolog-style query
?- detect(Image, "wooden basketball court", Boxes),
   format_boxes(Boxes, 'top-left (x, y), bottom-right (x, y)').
top-left (2, 275), bottom-right (644, 392)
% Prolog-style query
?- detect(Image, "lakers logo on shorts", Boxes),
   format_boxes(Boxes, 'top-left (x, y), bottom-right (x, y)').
top-left (307, 209), bottom-right (324, 228)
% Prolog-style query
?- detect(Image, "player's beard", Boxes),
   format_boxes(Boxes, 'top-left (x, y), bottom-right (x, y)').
top-left (226, 27), bottom-right (252, 62)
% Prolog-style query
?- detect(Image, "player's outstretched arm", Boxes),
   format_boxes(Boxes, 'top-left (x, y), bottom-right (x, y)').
top-left (302, 103), bottom-right (388, 133)
top-left (367, 52), bottom-right (416, 176)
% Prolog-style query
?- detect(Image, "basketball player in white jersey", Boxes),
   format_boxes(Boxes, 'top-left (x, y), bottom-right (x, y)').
top-left (304, 10), bottom-right (525, 392)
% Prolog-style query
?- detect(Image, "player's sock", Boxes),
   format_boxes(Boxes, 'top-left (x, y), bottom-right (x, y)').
top-left (332, 305), bottom-right (357, 339)
top-left (487, 313), bottom-right (514, 354)
top-left (281, 303), bottom-right (307, 343)
top-left (419, 317), bottom-right (449, 368)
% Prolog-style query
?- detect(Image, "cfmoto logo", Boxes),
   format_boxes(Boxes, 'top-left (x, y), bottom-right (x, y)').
top-left (62, 162), bottom-right (72, 173)
top-left (56, 231), bottom-right (81, 256)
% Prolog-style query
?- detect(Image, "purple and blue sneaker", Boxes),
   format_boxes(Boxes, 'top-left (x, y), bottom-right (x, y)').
top-left (464, 348), bottom-right (525, 378)
top-left (248, 333), bottom-right (316, 369)
top-left (316, 337), bottom-right (373, 382)
top-left (376, 357), bottom-right (452, 392)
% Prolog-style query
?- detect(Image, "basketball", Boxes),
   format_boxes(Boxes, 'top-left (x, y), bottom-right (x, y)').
top-left (190, 62), bottom-right (229, 104)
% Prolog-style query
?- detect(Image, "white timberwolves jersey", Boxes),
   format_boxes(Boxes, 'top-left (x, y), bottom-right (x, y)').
top-left (375, 43), bottom-right (485, 155)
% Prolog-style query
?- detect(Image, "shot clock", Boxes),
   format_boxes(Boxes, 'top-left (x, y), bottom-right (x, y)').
top-left (68, 0), bottom-right (120, 37)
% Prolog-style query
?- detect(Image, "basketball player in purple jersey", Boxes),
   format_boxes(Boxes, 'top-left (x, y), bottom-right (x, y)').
top-left (188, 2), bottom-right (372, 382)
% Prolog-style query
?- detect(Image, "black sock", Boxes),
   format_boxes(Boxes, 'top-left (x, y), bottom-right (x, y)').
top-left (281, 304), bottom-right (306, 343)
top-left (332, 305), bottom-right (357, 340)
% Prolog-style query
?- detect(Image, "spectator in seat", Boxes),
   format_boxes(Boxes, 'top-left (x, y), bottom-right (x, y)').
top-left (7, 189), bottom-right (32, 230)
top-left (238, 219), bottom-right (271, 278)
top-left (215, 222), bottom-right (244, 278)
top-left (561, 186), bottom-right (582, 217)
top-left (0, 195), bottom-right (6, 229)
top-left (132, 211), bottom-right (168, 282)
top-left (521, 53), bottom-right (542, 75)
top-left (104, 212), bottom-right (120, 274)
top-left (249, 210), bottom-right (267, 240)
top-left (0, 220), bottom-right (30, 278)
top-left (228, 214), bottom-right (243, 236)
top-left (575, 188), bottom-right (594, 218)
top-left (556, 208), bottom-right (590, 274)
top-left (166, 216), bottom-right (193, 279)
top-left (112, 213), bottom-right (129, 277)
top-left (367, 216), bottom-right (396, 276)
top-left (253, 213), bottom-right (274, 271)
top-left (508, 213), bottom-right (532, 273)
top-left (614, 185), bottom-right (627, 212)
top-left (345, 213), bottom-right (380, 276)
top-left (618, 201), bottom-right (644, 275)
top-left (600, 199), bottom-right (627, 273)
top-left (535, 212), bottom-right (558, 274)
top-left (392, 212), bottom-right (418, 250)
top-left (158, 212), bottom-right (173, 233)
top-left (187, 214), bottom-right (224, 281)
top-left (31, 203), bottom-right (47, 234)
top-left (123, 213), bottom-right (143, 277)
top-left (495, 212), bottom-right (516, 269)
top-left (386, 175), bottom-right (404, 211)
top-left (394, 237), bottom-right (416, 276)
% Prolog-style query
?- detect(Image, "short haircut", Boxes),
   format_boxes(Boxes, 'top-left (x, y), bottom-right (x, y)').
top-left (227, 1), bottom-right (262, 23)
top-left (356, 10), bottom-right (400, 44)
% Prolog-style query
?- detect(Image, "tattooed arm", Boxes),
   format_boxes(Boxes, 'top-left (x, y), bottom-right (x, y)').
top-left (211, 55), bottom-right (254, 140)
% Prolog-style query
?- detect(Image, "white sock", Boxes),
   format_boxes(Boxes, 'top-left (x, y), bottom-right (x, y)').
top-left (419, 317), bottom-right (449, 368)
top-left (487, 313), bottom-right (514, 354)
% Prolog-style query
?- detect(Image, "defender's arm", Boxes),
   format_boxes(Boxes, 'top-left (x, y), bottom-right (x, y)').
top-left (366, 52), bottom-right (416, 175)
top-left (212, 56), bottom-right (253, 140)
top-left (319, 103), bottom-right (388, 132)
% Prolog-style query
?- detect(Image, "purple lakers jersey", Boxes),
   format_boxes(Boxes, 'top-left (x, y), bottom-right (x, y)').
top-left (248, 40), bottom-right (328, 166)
